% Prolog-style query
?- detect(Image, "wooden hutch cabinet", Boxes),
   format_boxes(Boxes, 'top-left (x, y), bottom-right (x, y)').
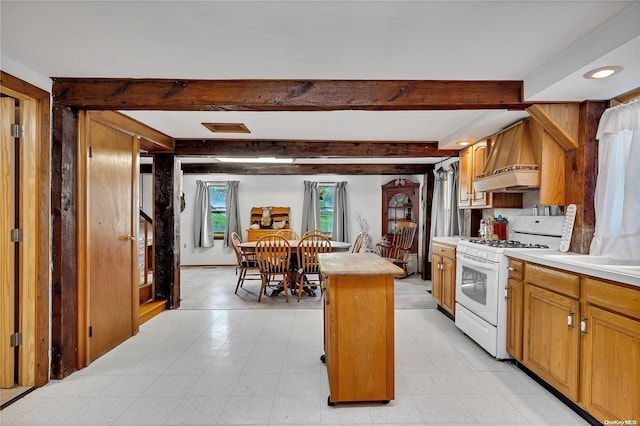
top-left (381, 179), bottom-right (419, 253)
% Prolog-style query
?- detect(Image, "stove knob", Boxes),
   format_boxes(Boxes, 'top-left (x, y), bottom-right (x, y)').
top-left (481, 252), bottom-right (488, 259)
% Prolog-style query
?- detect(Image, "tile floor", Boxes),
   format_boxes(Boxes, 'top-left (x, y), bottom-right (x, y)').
top-left (1, 268), bottom-right (590, 425)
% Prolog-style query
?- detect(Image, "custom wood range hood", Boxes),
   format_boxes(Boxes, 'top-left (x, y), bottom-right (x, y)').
top-left (473, 119), bottom-right (541, 193)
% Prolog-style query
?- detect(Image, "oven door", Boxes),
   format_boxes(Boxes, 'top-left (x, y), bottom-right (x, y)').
top-left (456, 252), bottom-right (500, 326)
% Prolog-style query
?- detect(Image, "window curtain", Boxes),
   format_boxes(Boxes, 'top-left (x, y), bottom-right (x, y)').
top-left (224, 180), bottom-right (240, 247)
top-left (428, 161), bottom-right (462, 259)
top-left (447, 162), bottom-right (464, 237)
top-left (194, 180), bottom-right (214, 248)
top-left (590, 99), bottom-right (640, 260)
top-left (301, 180), bottom-right (320, 233)
top-left (332, 181), bottom-right (348, 242)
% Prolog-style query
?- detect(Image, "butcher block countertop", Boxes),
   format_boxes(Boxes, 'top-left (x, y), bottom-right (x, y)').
top-left (318, 252), bottom-right (404, 276)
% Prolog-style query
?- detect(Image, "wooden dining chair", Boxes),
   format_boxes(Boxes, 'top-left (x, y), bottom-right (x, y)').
top-left (296, 233), bottom-right (332, 302)
top-left (231, 232), bottom-right (261, 294)
top-left (276, 229), bottom-right (300, 240)
top-left (301, 229), bottom-right (326, 238)
top-left (375, 221), bottom-right (417, 278)
top-left (351, 232), bottom-right (364, 253)
top-left (255, 234), bottom-right (292, 302)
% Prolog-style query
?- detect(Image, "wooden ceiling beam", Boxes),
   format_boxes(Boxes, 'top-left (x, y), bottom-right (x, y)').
top-left (52, 78), bottom-right (525, 111)
top-left (172, 139), bottom-right (458, 158)
top-left (145, 162), bottom-right (434, 175)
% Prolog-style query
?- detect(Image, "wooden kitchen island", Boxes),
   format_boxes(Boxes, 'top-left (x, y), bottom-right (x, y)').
top-left (318, 252), bottom-right (403, 406)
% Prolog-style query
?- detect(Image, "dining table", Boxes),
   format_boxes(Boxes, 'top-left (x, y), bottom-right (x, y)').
top-left (238, 239), bottom-right (352, 298)
top-left (237, 239), bottom-right (352, 253)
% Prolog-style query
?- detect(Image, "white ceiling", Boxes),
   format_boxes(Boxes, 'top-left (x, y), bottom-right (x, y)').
top-left (2, 1), bottom-right (639, 164)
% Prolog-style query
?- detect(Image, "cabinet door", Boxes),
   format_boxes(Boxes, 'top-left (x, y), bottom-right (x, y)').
top-left (441, 255), bottom-right (456, 314)
top-left (581, 305), bottom-right (640, 423)
top-left (471, 141), bottom-right (490, 207)
top-left (506, 277), bottom-right (523, 361)
top-left (523, 284), bottom-right (580, 401)
top-left (458, 147), bottom-right (472, 207)
top-left (431, 254), bottom-right (443, 305)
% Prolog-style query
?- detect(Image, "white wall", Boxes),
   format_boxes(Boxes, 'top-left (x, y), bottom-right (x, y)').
top-left (142, 172), bottom-right (425, 267)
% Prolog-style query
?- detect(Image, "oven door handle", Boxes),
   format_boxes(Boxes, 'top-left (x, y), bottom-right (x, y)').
top-left (457, 254), bottom-right (500, 272)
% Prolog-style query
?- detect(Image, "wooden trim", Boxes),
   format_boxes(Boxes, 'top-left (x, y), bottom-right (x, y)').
top-left (52, 78), bottom-right (525, 111)
top-left (77, 112), bottom-right (89, 368)
top-left (174, 139), bottom-right (454, 158)
top-left (0, 72), bottom-right (51, 387)
top-left (527, 104), bottom-right (580, 151)
top-left (85, 111), bottom-right (174, 151)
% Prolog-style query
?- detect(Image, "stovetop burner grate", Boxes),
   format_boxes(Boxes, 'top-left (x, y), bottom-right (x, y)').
top-left (467, 239), bottom-right (549, 249)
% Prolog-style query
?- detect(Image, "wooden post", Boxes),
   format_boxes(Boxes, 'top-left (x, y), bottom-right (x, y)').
top-left (153, 154), bottom-right (181, 309)
top-left (50, 105), bottom-right (79, 379)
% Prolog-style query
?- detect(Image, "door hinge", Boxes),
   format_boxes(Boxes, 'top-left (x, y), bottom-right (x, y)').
top-left (10, 228), bottom-right (23, 242)
top-left (11, 124), bottom-right (24, 138)
top-left (10, 332), bottom-right (23, 347)
top-left (89, 326), bottom-right (93, 337)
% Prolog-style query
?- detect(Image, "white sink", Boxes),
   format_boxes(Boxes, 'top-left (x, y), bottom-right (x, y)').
top-left (543, 254), bottom-right (640, 278)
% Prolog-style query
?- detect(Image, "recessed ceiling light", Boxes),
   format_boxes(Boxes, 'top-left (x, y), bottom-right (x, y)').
top-left (457, 141), bottom-right (471, 146)
top-left (216, 157), bottom-right (294, 164)
top-left (583, 66), bottom-right (624, 79)
top-left (202, 122), bottom-right (250, 133)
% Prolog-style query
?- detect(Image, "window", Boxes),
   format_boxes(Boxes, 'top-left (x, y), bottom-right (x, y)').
top-left (319, 184), bottom-right (335, 236)
top-left (208, 183), bottom-right (226, 239)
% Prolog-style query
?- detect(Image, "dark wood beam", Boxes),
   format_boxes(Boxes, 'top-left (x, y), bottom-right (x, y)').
top-left (174, 163), bottom-right (433, 175)
top-left (52, 79), bottom-right (525, 111)
top-left (173, 139), bottom-right (458, 158)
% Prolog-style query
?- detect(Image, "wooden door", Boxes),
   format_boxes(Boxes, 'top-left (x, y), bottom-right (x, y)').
top-left (523, 284), bottom-right (580, 400)
top-left (505, 277), bottom-right (523, 361)
top-left (581, 305), bottom-right (640, 422)
top-left (0, 98), bottom-right (16, 388)
top-left (458, 146), bottom-right (472, 207)
top-left (87, 118), bottom-right (138, 361)
top-left (471, 141), bottom-right (489, 207)
top-left (441, 255), bottom-right (456, 314)
top-left (431, 253), bottom-right (443, 305)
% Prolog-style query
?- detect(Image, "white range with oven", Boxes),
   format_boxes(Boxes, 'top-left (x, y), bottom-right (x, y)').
top-left (454, 215), bottom-right (566, 359)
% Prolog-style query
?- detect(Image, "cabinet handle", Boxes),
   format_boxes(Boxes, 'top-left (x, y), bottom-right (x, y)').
top-left (122, 234), bottom-right (135, 241)
top-left (567, 310), bottom-right (574, 330)
top-left (580, 317), bottom-right (587, 336)
top-left (507, 266), bottom-right (515, 271)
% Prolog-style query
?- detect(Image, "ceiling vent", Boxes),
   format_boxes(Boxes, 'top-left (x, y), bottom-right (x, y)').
top-left (202, 122), bottom-right (250, 134)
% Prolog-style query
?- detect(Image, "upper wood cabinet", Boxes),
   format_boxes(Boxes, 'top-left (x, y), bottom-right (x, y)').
top-left (459, 140), bottom-right (522, 209)
top-left (382, 179), bottom-right (418, 253)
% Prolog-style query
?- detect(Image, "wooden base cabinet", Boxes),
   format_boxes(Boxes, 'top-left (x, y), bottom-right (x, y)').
top-left (319, 253), bottom-right (401, 405)
top-left (505, 259), bottom-right (524, 361)
top-left (508, 257), bottom-right (640, 424)
top-left (431, 242), bottom-right (456, 315)
top-left (580, 277), bottom-right (640, 422)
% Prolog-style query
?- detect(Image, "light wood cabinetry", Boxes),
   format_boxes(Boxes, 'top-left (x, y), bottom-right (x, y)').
top-left (431, 242), bottom-right (456, 316)
top-left (459, 140), bottom-right (522, 209)
top-left (505, 259), bottom-right (523, 361)
top-left (246, 206), bottom-right (291, 241)
top-left (319, 253), bottom-right (401, 405)
top-left (507, 257), bottom-right (640, 423)
top-left (580, 277), bottom-right (640, 422)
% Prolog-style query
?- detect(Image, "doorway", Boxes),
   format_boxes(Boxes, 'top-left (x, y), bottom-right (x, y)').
top-left (0, 78), bottom-right (49, 405)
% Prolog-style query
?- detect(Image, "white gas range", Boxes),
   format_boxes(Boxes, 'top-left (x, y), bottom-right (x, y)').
top-left (454, 215), bottom-right (566, 359)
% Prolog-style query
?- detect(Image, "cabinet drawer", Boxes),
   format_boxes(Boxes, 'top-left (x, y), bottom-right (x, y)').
top-left (525, 263), bottom-right (580, 299)
top-left (432, 243), bottom-right (455, 259)
top-left (584, 277), bottom-right (640, 321)
top-left (507, 258), bottom-right (523, 280)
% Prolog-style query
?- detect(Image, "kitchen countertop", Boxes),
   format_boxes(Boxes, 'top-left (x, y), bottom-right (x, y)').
top-left (503, 249), bottom-right (640, 288)
top-left (432, 236), bottom-right (465, 246)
